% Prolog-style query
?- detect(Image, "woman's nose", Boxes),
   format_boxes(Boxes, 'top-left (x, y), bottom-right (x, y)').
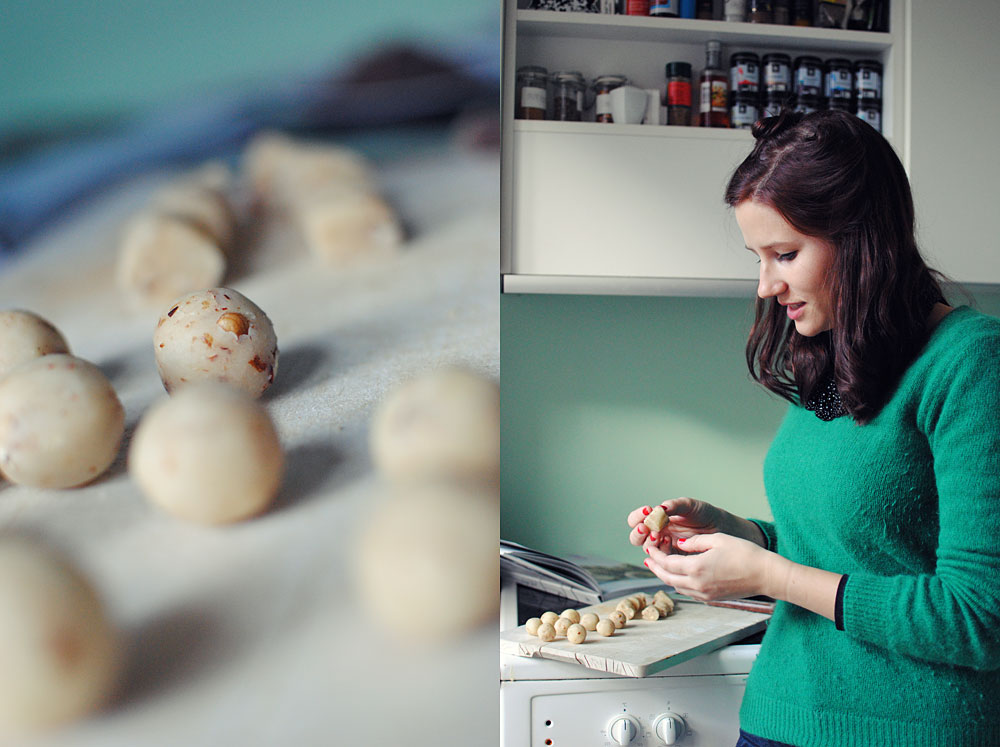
top-left (757, 265), bottom-right (787, 299)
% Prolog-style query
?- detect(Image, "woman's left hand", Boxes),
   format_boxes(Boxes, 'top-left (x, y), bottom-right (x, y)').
top-left (643, 532), bottom-right (779, 602)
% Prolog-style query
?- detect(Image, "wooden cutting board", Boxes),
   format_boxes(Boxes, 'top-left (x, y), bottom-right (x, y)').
top-left (499, 593), bottom-right (770, 678)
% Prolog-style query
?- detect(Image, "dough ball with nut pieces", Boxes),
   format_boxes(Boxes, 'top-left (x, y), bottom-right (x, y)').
top-left (0, 538), bottom-right (120, 738)
top-left (0, 355), bottom-right (124, 489)
top-left (154, 288), bottom-right (278, 398)
top-left (369, 366), bottom-right (499, 485)
top-left (129, 383), bottom-right (284, 524)
top-left (0, 309), bottom-right (70, 379)
top-left (353, 481), bottom-right (499, 642)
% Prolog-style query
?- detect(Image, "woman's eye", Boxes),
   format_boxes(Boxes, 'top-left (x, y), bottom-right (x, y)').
top-left (777, 251), bottom-right (798, 262)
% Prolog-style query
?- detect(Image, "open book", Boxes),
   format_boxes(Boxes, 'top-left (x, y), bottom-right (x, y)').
top-left (501, 539), bottom-right (664, 606)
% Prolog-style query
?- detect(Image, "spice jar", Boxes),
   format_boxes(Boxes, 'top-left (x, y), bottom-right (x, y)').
top-left (731, 91), bottom-right (759, 129)
top-left (551, 71), bottom-right (586, 122)
top-left (854, 59), bottom-right (883, 100)
top-left (794, 94), bottom-right (822, 114)
top-left (763, 53), bottom-right (791, 94)
top-left (772, 0), bottom-right (790, 23)
top-left (593, 74), bottom-right (628, 123)
top-left (747, 0), bottom-right (773, 23)
top-left (825, 58), bottom-right (853, 101)
top-left (828, 97), bottom-right (853, 113)
top-left (665, 61), bottom-right (693, 126)
top-left (730, 52), bottom-right (760, 95)
top-left (855, 98), bottom-right (882, 132)
top-left (792, 0), bottom-right (812, 25)
top-left (793, 56), bottom-right (824, 97)
top-left (516, 66), bottom-right (548, 120)
top-left (724, 0), bottom-right (746, 22)
top-left (763, 90), bottom-right (792, 117)
top-left (650, 0), bottom-right (679, 16)
top-left (626, 0), bottom-right (650, 14)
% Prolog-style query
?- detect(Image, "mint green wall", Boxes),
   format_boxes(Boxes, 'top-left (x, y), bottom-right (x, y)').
top-left (500, 291), bottom-right (1000, 567)
top-left (0, 0), bottom-right (494, 135)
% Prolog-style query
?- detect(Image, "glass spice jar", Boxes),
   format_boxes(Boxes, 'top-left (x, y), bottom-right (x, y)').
top-left (593, 74), bottom-right (628, 123)
top-left (763, 53), bottom-right (792, 94)
top-left (855, 98), bottom-right (882, 132)
top-left (825, 58), bottom-right (853, 101)
top-left (747, 0), bottom-right (773, 23)
top-left (665, 61), bottom-right (693, 126)
top-left (730, 52), bottom-right (760, 95)
top-left (854, 59), bottom-right (883, 100)
top-left (551, 71), bottom-right (586, 122)
top-left (772, 0), bottom-right (790, 23)
top-left (730, 91), bottom-right (759, 129)
top-left (516, 65), bottom-right (548, 120)
top-left (793, 56), bottom-right (824, 97)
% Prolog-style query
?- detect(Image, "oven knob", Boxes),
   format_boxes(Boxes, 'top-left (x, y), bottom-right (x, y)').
top-left (653, 712), bottom-right (687, 744)
top-left (607, 714), bottom-right (641, 745)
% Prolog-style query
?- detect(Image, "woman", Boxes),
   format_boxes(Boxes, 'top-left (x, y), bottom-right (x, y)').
top-left (628, 110), bottom-right (1000, 746)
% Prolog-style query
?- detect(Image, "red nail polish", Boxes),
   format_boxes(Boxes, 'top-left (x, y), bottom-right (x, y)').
top-left (644, 546), bottom-right (650, 554)
top-left (642, 507), bottom-right (651, 515)
top-left (677, 537), bottom-right (687, 544)
top-left (637, 524), bottom-right (648, 534)
top-left (643, 559), bottom-right (650, 568)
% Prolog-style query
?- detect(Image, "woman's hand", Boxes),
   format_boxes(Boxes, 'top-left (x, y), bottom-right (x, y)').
top-left (627, 497), bottom-right (748, 551)
top-left (642, 532), bottom-right (779, 602)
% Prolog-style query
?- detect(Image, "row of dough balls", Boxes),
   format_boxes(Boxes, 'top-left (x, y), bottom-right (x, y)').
top-left (354, 366), bottom-right (500, 643)
top-left (116, 133), bottom-right (404, 309)
top-left (525, 592), bottom-right (676, 644)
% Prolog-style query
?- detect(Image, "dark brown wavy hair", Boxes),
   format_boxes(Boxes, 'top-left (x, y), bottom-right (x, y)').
top-left (725, 109), bottom-right (946, 424)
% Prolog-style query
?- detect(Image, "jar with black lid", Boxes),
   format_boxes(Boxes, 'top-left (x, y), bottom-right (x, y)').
top-left (855, 98), bottom-right (882, 132)
top-left (825, 58), bottom-right (853, 100)
top-left (828, 97), bottom-right (853, 113)
top-left (854, 59), bottom-right (883, 100)
top-left (665, 61), bottom-right (693, 126)
top-left (730, 52), bottom-right (760, 95)
top-left (747, 0), bottom-right (772, 23)
top-left (763, 53), bottom-right (791, 94)
top-left (794, 94), bottom-right (822, 114)
top-left (516, 66), bottom-right (548, 120)
top-left (763, 90), bottom-right (793, 118)
top-left (593, 74), bottom-right (628, 123)
top-left (793, 56), bottom-right (824, 97)
top-left (551, 71), bottom-right (586, 122)
top-left (731, 91), bottom-right (759, 129)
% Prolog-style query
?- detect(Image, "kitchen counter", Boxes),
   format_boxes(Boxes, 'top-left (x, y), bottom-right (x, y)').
top-left (0, 136), bottom-right (499, 746)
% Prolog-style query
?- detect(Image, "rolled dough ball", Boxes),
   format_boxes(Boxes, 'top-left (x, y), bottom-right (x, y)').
top-left (536, 623), bottom-right (556, 643)
top-left (580, 612), bottom-right (599, 631)
top-left (566, 623), bottom-right (587, 644)
top-left (609, 610), bottom-right (627, 629)
top-left (151, 182), bottom-right (236, 253)
top-left (369, 367), bottom-right (499, 485)
top-left (153, 288), bottom-right (278, 398)
top-left (540, 611), bottom-right (559, 626)
top-left (294, 189), bottom-right (403, 265)
top-left (654, 590), bottom-right (675, 615)
top-left (641, 605), bottom-right (661, 621)
top-left (116, 213), bottom-right (227, 308)
top-left (0, 538), bottom-right (119, 738)
top-left (644, 505), bottom-right (668, 533)
top-left (553, 617), bottom-right (571, 636)
top-left (354, 481), bottom-right (499, 642)
top-left (525, 617), bottom-right (543, 636)
top-left (0, 310), bottom-right (70, 379)
top-left (654, 602), bottom-right (673, 618)
top-left (617, 598), bottom-right (638, 611)
top-left (618, 604), bottom-right (636, 621)
top-left (129, 383), bottom-right (284, 524)
top-left (560, 609), bottom-right (581, 624)
top-left (596, 619), bottom-right (615, 637)
top-left (0, 355), bottom-right (124, 488)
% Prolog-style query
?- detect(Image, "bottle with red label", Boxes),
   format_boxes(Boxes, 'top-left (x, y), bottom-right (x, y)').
top-left (665, 62), bottom-right (692, 126)
top-left (626, 0), bottom-right (650, 14)
top-left (699, 40), bottom-right (730, 128)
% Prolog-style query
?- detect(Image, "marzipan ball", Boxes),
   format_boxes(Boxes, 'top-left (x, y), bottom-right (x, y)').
top-left (354, 481), bottom-right (499, 642)
top-left (0, 539), bottom-right (120, 738)
top-left (536, 623), bottom-right (556, 642)
top-left (129, 383), bottom-right (284, 524)
top-left (596, 619), bottom-right (615, 637)
top-left (0, 310), bottom-right (70, 379)
top-left (566, 623), bottom-right (587, 644)
top-left (0, 355), bottom-right (124, 488)
top-left (580, 612), bottom-right (599, 631)
top-left (560, 609), bottom-right (581, 624)
top-left (609, 610), bottom-right (627, 629)
top-left (540, 611), bottom-right (559, 626)
top-left (369, 367), bottom-right (499, 485)
top-left (525, 618), bottom-right (543, 636)
top-left (641, 605), bottom-right (661, 621)
top-left (553, 617), bottom-right (571, 636)
top-left (154, 288), bottom-right (278, 398)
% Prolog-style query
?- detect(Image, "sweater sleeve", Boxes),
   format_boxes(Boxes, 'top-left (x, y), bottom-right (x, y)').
top-left (841, 326), bottom-right (1000, 670)
top-left (747, 518), bottom-right (778, 553)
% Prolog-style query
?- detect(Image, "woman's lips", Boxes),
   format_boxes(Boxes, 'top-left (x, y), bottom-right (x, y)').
top-left (786, 302), bottom-right (805, 321)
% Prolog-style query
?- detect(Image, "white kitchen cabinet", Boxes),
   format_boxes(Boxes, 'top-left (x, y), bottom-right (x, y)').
top-left (501, 3), bottom-right (905, 295)
top-left (906, 0), bottom-right (1000, 287)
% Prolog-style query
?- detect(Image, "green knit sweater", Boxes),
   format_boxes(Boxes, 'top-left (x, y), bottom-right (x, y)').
top-left (740, 306), bottom-right (1000, 747)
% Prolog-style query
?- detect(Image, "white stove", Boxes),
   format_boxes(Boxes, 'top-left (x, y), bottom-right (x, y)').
top-left (500, 579), bottom-right (760, 747)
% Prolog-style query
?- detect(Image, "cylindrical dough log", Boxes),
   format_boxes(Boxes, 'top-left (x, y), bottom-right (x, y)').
top-left (0, 538), bottom-right (120, 738)
top-left (129, 383), bottom-right (284, 524)
top-left (116, 213), bottom-right (226, 308)
top-left (0, 355), bottom-right (124, 488)
top-left (293, 189), bottom-right (403, 265)
top-left (0, 310), bottom-right (70, 379)
top-left (369, 367), bottom-right (499, 485)
top-left (153, 288), bottom-right (278, 398)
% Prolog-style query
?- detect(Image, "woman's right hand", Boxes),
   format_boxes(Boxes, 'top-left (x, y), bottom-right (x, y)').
top-left (627, 497), bottom-right (739, 551)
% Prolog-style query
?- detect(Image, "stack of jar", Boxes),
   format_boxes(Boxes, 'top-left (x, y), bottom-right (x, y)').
top-left (515, 66), bottom-right (638, 123)
top-left (728, 53), bottom-right (883, 131)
